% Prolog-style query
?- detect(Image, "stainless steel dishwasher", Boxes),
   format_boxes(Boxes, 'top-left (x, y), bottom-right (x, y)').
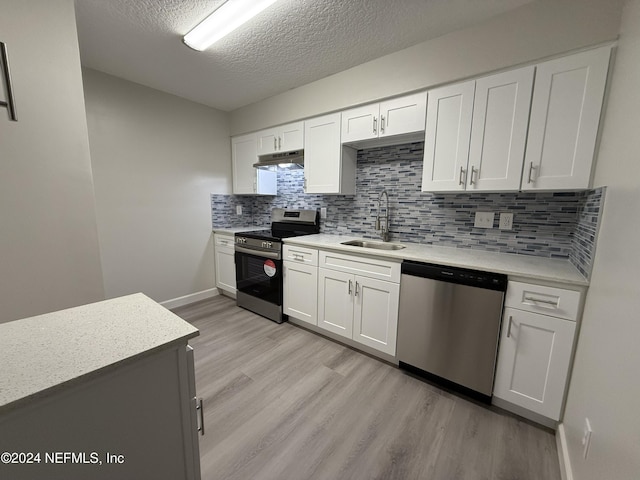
top-left (397, 261), bottom-right (507, 403)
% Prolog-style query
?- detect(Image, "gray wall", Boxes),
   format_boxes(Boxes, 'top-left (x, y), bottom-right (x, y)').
top-left (562, 1), bottom-right (640, 478)
top-left (0, 0), bottom-right (104, 323)
top-left (230, 0), bottom-right (623, 135)
top-left (83, 69), bottom-right (230, 303)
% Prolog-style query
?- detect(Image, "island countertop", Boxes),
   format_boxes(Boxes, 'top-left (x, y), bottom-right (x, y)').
top-left (0, 293), bottom-right (199, 414)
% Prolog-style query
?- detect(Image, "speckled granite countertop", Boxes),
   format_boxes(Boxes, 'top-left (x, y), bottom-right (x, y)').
top-left (0, 293), bottom-right (199, 414)
top-left (284, 234), bottom-right (588, 287)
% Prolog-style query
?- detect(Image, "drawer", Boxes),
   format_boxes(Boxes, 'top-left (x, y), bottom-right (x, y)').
top-left (505, 281), bottom-right (581, 321)
top-left (319, 250), bottom-right (400, 283)
top-left (214, 234), bottom-right (235, 249)
top-left (283, 244), bottom-right (318, 266)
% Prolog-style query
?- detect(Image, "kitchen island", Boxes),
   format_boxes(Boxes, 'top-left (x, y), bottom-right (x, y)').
top-left (0, 293), bottom-right (202, 480)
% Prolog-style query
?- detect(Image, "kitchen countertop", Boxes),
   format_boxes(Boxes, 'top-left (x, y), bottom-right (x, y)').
top-left (0, 293), bottom-right (199, 414)
top-left (213, 226), bottom-right (262, 234)
top-left (284, 234), bottom-right (589, 287)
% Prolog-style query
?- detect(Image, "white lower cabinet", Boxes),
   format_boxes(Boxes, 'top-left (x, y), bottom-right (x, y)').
top-left (317, 251), bottom-right (400, 356)
top-left (214, 233), bottom-right (236, 295)
top-left (283, 245), bottom-right (318, 325)
top-left (493, 281), bottom-right (580, 421)
top-left (352, 276), bottom-right (400, 355)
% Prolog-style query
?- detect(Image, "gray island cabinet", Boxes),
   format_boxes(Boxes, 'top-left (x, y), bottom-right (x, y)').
top-left (0, 293), bottom-right (202, 480)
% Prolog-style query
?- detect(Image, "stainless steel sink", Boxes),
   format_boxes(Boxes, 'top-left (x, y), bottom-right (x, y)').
top-left (341, 239), bottom-right (406, 250)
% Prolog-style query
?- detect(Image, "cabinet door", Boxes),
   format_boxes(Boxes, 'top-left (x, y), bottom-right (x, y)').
top-left (341, 103), bottom-right (380, 143)
top-left (256, 127), bottom-right (279, 155)
top-left (421, 81), bottom-right (475, 192)
top-left (317, 268), bottom-right (354, 339)
top-left (379, 92), bottom-right (427, 138)
top-left (352, 276), bottom-right (399, 356)
top-left (493, 308), bottom-right (576, 420)
top-left (305, 113), bottom-right (354, 194)
top-left (232, 133), bottom-right (259, 194)
top-left (232, 133), bottom-right (276, 195)
top-left (280, 121), bottom-right (304, 152)
top-left (467, 67), bottom-right (534, 191)
top-left (523, 46), bottom-right (611, 190)
top-left (283, 262), bottom-right (318, 325)
top-left (215, 244), bottom-right (236, 294)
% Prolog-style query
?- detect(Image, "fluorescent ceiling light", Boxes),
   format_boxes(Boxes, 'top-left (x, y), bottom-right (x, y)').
top-left (183, 0), bottom-right (280, 51)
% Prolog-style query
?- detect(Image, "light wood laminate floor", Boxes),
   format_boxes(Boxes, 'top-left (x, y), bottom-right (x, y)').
top-left (173, 295), bottom-right (561, 480)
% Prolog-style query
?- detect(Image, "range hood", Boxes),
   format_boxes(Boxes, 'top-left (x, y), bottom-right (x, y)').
top-left (254, 149), bottom-right (304, 170)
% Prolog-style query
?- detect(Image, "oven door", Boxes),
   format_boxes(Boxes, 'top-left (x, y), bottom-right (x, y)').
top-left (235, 249), bottom-right (283, 307)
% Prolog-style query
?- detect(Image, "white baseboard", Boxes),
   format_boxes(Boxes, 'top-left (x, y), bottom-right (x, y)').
top-left (160, 288), bottom-right (219, 309)
top-left (556, 423), bottom-right (574, 480)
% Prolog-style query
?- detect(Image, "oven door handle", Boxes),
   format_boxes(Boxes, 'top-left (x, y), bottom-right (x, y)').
top-left (235, 245), bottom-right (281, 260)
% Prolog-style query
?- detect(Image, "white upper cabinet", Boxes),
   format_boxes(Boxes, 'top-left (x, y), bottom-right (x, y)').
top-left (231, 133), bottom-right (277, 195)
top-left (304, 113), bottom-right (356, 194)
top-left (256, 121), bottom-right (304, 155)
top-left (523, 46), bottom-right (611, 191)
top-left (468, 67), bottom-right (534, 191)
top-left (422, 67), bottom-right (534, 193)
top-left (341, 92), bottom-right (427, 146)
top-left (421, 81), bottom-right (475, 192)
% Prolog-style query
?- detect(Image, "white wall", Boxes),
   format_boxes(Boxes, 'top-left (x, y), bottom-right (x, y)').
top-left (230, 0), bottom-right (623, 135)
top-left (82, 69), bottom-right (230, 303)
top-left (561, 1), bottom-right (640, 479)
top-left (0, 0), bottom-right (104, 323)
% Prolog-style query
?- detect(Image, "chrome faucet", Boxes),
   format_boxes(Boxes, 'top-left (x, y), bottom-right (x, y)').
top-left (375, 189), bottom-right (390, 242)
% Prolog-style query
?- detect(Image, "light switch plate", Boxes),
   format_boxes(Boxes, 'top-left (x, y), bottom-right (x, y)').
top-left (236, 205), bottom-right (242, 215)
top-left (474, 212), bottom-right (494, 228)
top-left (320, 207), bottom-right (327, 219)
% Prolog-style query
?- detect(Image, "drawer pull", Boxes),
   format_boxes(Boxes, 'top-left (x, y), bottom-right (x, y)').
top-left (506, 315), bottom-right (513, 338)
top-left (524, 296), bottom-right (559, 306)
top-left (348, 279), bottom-right (353, 295)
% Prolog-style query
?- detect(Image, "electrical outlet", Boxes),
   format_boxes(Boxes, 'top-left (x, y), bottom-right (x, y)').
top-left (236, 205), bottom-right (242, 215)
top-left (582, 418), bottom-right (593, 459)
top-left (499, 213), bottom-right (514, 230)
top-left (320, 207), bottom-right (327, 219)
top-left (474, 212), bottom-right (494, 228)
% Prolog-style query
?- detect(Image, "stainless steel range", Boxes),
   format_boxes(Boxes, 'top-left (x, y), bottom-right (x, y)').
top-left (234, 208), bottom-right (320, 323)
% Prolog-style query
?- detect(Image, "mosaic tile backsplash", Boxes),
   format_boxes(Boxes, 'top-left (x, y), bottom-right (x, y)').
top-left (212, 142), bottom-right (604, 279)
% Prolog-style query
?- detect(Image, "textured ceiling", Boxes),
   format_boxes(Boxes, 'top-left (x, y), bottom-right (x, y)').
top-left (74, 0), bottom-right (532, 112)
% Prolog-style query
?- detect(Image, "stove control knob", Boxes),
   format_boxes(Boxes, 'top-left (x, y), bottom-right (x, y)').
top-left (261, 241), bottom-right (272, 248)
top-left (236, 237), bottom-right (246, 244)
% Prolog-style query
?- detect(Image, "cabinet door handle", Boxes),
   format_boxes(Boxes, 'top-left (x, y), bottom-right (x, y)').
top-left (196, 398), bottom-right (205, 436)
top-left (506, 315), bottom-right (513, 338)
top-left (469, 166), bottom-right (477, 185)
top-left (273, 137), bottom-right (277, 150)
top-left (278, 136), bottom-right (282, 150)
top-left (0, 42), bottom-right (18, 121)
top-left (253, 180), bottom-right (257, 193)
top-left (303, 177), bottom-right (307, 191)
top-left (380, 115), bottom-right (385, 133)
top-left (355, 281), bottom-right (360, 297)
top-left (373, 117), bottom-right (377, 135)
top-left (458, 166), bottom-right (467, 186)
top-left (524, 296), bottom-right (559, 307)
top-left (527, 162), bottom-right (536, 184)
top-left (348, 279), bottom-right (353, 295)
